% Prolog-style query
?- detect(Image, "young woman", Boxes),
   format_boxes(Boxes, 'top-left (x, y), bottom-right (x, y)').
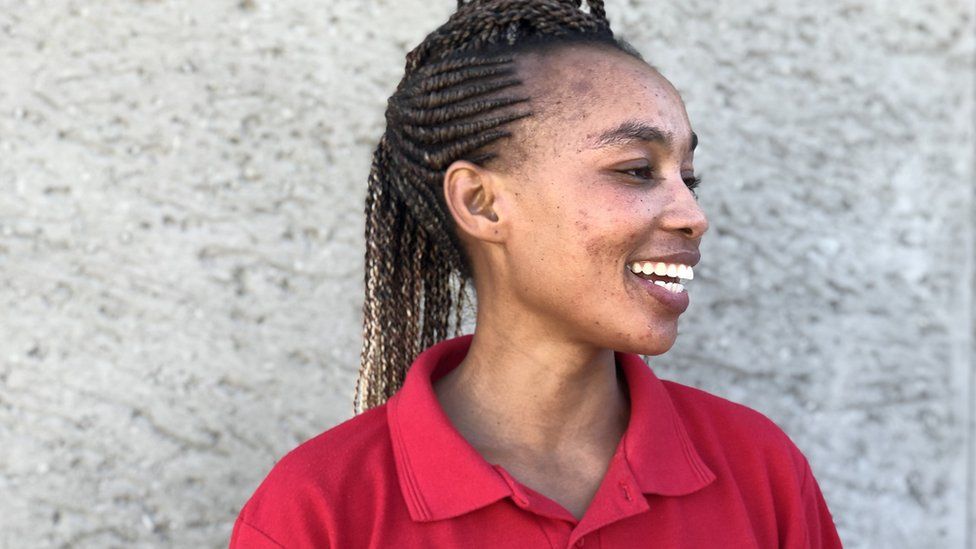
top-left (231, 1), bottom-right (843, 547)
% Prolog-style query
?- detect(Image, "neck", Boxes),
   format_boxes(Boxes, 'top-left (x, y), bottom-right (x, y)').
top-left (433, 310), bottom-right (631, 462)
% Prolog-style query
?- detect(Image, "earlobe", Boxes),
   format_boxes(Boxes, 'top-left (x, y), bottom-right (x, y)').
top-left (443, 160), bottom-right (505, 243)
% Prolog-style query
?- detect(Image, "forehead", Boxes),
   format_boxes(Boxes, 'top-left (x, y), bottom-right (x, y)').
top-left (514, 45), bottom-right (691, 153)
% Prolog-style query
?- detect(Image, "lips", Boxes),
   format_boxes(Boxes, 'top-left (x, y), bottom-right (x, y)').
top-left (626, 250), bottom-right (699, 313)
top-left (630, 272), bottom-right (690, 313)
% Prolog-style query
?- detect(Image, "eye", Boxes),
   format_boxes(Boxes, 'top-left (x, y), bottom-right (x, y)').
top-left (617, 166), bottom-right (701, 198)
top-left (618, 165), bottom-right (656, 180)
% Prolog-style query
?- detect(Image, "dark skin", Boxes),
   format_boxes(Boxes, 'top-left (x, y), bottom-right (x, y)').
top-left (434, 44), bottom-right (708, 520)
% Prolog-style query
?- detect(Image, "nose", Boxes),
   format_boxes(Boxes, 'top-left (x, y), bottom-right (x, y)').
top-left (661, 179), bottom-right (709, 240)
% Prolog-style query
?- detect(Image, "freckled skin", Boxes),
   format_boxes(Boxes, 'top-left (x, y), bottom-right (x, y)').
top-left (480, 44), bottom-right (709, 357)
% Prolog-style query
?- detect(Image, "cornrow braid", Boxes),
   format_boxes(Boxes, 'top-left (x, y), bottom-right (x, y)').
top-left (354, 0), bottom-right (634, 414)
top-left (409, 0), bottom-right (611, 73)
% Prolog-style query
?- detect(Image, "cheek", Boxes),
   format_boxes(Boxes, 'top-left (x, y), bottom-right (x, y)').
top-left (579, 229), bottom-right (642, 290)
top-left (519, 177), bottom-right (648, 268)
top-left (579, 200), bottom-right (647, 262)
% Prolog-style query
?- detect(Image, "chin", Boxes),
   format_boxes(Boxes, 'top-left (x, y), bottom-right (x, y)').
top-left (605, 322), bottom-right (678, 356)
top-left (634, 337), bottom-right (676, 356)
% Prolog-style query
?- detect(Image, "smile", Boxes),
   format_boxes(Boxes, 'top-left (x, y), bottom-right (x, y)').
top-left (627, 261), bottom-right (694, 294)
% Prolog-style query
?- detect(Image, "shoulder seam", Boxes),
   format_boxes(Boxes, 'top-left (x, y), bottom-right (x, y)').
top-left (236, 517), bottom-right (287, 548)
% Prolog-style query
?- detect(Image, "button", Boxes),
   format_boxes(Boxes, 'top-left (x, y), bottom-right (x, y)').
top-left (618, 480), bottom-right (633, 501)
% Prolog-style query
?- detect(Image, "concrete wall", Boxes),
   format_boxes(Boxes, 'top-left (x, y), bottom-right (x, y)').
top-left (1, 1), bottom-right (972, 547)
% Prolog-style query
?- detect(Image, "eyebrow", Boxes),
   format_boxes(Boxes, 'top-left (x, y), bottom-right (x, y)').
top-left (586, 120), bottom-right (698, 153)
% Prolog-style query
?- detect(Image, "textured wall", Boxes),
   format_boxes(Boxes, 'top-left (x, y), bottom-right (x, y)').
top-left (0, 1), bottom-right (972, 548)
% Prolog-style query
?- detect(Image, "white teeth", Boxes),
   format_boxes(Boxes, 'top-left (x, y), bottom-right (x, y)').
top-left (628, 262), bottom-right (695, 287)
top-left (652, 280), bottom-right (685, 294)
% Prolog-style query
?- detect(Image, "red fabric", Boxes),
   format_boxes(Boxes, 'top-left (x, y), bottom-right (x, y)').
top-left (231, 335), bottom-right (843, 548)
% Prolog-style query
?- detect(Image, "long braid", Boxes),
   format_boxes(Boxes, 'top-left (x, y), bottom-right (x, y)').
top-left (354, 0), bottom-right (631, 414)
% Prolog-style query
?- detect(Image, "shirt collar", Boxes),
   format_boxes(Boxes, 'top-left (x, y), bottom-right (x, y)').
top-left (387, 334), bottom-right (716, 522)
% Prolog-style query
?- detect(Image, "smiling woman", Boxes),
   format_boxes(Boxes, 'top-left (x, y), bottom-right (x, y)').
top-left (230, 1), bottom-right (843, 547)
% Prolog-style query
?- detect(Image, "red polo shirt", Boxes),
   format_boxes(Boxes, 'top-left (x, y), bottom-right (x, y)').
top-left (231, 335), bottom-right (842, 548)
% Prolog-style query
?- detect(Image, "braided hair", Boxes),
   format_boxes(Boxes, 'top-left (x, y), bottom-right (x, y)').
top-left (353, 0), bottom-right (645, 414)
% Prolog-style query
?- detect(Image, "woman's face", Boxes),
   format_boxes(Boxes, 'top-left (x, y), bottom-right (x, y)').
top-left (492, 44), bottom-right (708, 356)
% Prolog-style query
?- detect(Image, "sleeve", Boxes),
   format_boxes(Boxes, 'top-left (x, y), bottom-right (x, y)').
top-left (228, 500), bottom-right (334, 549)
top-left (227, 462), bottom-right (335, 549)
top-left (229, 517), bottom-right (288, 549)
top-left (796, 463), bottom-right (843, 549)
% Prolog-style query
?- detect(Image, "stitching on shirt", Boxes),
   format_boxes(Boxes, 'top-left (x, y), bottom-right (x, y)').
top-left (239, 518), bottom-right (288, 549)
top-left (664, 395), bottom-right (713, 482)
top-left (392, 396), bottom-right (430, 519)
top-left (390, 395), bottom-right (430, 520)
top-left (620, 430), bottom-right (650, 505)
top-left (622, 396), bottom-right (713, 488)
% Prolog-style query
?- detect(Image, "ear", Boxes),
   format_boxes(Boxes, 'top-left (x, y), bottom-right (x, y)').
top-left (442, 160), bottom-right (507, 244)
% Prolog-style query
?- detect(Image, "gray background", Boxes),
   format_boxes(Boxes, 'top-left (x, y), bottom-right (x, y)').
top-left (1, 0), bottom-right (973, 547)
